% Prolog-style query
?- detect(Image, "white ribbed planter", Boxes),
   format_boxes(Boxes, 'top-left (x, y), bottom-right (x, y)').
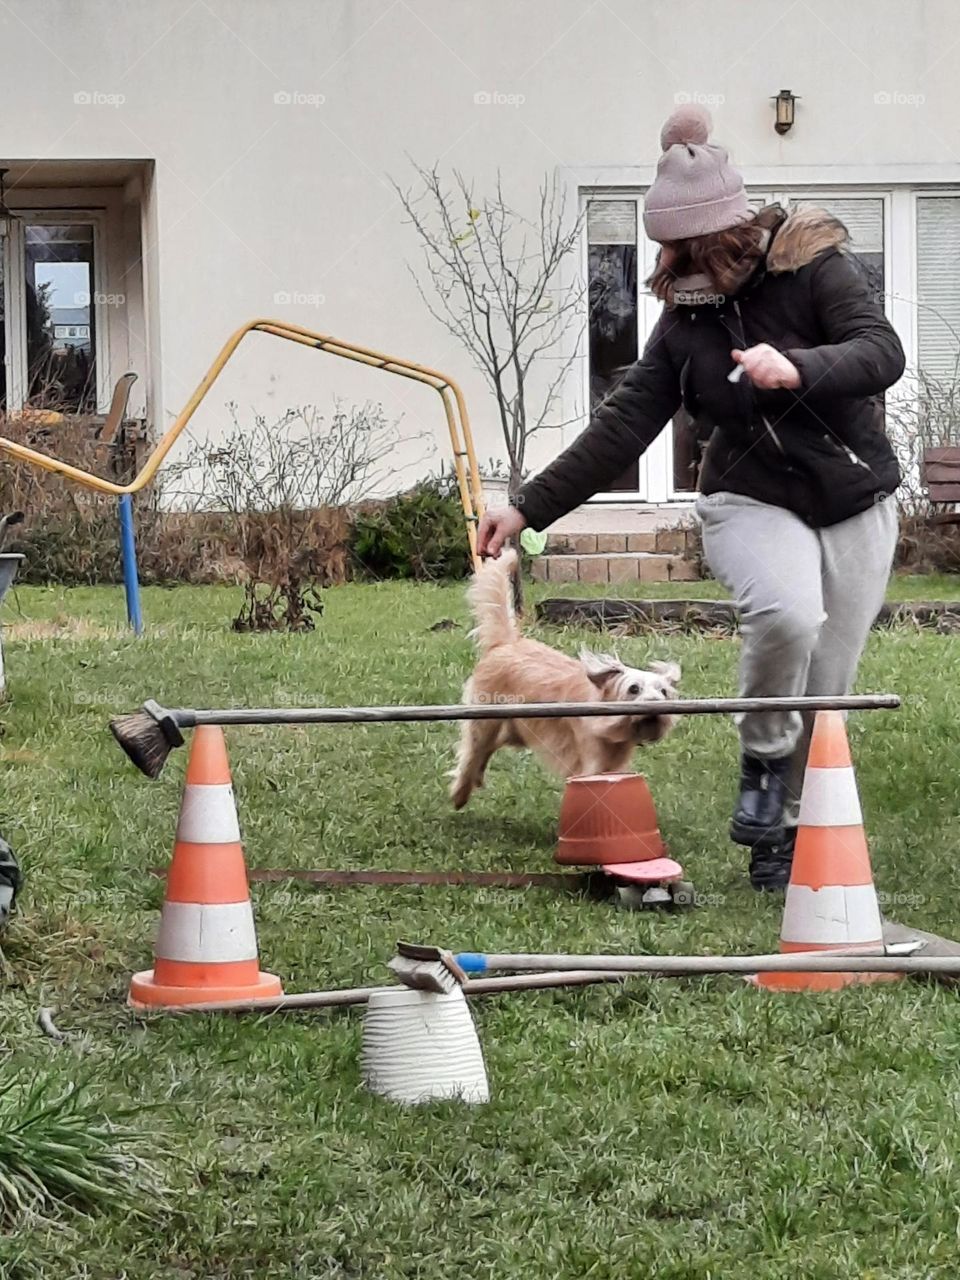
top-left (0, 554), bottom-right (24, 696)
top-left (361, 987), bottom-right (489, 1105)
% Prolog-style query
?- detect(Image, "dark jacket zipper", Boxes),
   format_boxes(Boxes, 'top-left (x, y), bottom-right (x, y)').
top-left (733, 299), bottom-right (786, 456)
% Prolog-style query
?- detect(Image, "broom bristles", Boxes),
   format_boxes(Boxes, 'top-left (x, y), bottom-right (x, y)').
top-left (109, 710), bottom-right (177, 780)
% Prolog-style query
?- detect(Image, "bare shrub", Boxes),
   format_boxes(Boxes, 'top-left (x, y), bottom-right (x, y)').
top-left (0, 415), bottom-right (128, 583)
top-left (886, 372), bottom-right (960, 573)
top-left (0, 402), bottom-right (414, 600)
top-left (162, 401), bottom-right (405, 630)
top-left (886, 371), bottom-right (960, 516)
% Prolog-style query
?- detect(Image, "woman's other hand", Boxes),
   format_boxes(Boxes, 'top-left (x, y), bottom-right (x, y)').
top-left (477, 506), bottom-right (528, 558)
top-left (732, 344), bottom-right (801, 390)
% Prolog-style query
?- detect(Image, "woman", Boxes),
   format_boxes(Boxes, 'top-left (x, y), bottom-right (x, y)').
top-left (478, 105), bottom-right (904, 891)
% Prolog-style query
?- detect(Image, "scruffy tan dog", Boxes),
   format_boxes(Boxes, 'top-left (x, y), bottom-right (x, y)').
top-left (450, 550), bottom-right (681, 809)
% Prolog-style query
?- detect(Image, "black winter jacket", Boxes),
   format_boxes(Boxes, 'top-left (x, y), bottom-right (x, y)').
top-left (517, 206), bottom-right (905, 531)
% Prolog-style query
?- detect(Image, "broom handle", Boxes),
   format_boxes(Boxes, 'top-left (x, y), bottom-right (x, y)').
top-left (149, 971), bottom-right (629, 1014)
top-left (134, 949), bottom-right (960, 1015)
top-left (170, 693), bottom-right (899, 728)
top-left (451, 949), bottom-right (960, 976)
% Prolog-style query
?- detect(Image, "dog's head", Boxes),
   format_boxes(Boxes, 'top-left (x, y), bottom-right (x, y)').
top-left (579, 650), bottom-right (681, 743)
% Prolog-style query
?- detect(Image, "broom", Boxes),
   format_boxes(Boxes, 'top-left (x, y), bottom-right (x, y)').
top-left (110, 694), bottom-right (900, 780)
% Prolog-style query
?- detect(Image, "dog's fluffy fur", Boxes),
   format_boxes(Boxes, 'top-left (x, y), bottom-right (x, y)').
top-left (450, 550), bottom-right (680, 809)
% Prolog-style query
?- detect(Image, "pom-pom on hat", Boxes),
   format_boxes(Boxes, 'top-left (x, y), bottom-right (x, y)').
top-left (660, 104), bottom-right (712, 149)
top-left (644, 104), bottom-right (751, 244)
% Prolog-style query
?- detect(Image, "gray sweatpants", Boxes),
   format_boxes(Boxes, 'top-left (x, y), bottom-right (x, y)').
top-left (696, 492), bottom-right (898, 825)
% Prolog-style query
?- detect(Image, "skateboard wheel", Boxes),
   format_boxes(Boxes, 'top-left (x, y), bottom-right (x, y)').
top-left (671, 880), bottom-right (696, 908)
top-left (615, 884), bottom-right (647, 911)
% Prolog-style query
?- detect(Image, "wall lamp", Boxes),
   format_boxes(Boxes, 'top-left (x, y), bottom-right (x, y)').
top-left (772, 89), bottom-right (799, 135)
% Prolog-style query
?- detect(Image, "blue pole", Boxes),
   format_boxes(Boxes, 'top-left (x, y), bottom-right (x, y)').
top-left (118, 494), bottom-right (144, 635)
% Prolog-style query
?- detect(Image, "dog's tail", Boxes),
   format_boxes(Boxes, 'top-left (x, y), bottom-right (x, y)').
top-left (467, 548), bottom-right (521, 652)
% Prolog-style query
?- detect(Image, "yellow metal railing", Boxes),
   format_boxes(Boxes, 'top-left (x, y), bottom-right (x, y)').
top-left (0, 319), bottom-right (486, 569)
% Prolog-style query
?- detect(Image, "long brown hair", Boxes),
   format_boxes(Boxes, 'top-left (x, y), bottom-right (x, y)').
top-left (646, 219), bottom-right (768, 303)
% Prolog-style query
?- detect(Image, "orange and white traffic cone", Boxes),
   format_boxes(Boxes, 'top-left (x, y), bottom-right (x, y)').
top-left (755, 710), bottom-right (898, 993)
top-left (129, 726), bottom-right (283, 1008)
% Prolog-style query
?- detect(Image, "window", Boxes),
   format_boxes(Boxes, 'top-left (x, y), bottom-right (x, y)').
top-left (916, 196), bottom-right (960, 381)
top-left (791, 196), bottom-right (884, 299)
top-left (580, 184), bottom-right (956, 502)
top-left (586, 199), bottom-right (638, 491)
top-left (0, 161), bottom-right (150, 425)
top-left (23, 221), bottom-right (97, 412)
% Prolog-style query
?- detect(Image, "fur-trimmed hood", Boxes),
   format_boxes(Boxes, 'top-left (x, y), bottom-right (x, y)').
top-left (668, 204), bottom-right (850, 303)
top-left (765, 204), bottom-right (849, 274)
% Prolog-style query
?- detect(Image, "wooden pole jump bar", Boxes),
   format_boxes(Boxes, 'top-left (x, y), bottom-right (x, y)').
top-left (111, 692), bottom-right (901, 776)
top-left (139, 970), bottom-right (630, 1015)
top-left (155, 692), bottom-right (900, 730)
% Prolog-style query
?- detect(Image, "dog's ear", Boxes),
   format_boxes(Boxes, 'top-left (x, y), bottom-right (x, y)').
top-left (649, 659), bottom-right (681, 688)
top-left (579, 648), bottom-right (624, 687)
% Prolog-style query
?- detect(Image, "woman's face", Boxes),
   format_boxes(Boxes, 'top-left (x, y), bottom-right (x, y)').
top-left (657, 243), bottom-right (678, 270)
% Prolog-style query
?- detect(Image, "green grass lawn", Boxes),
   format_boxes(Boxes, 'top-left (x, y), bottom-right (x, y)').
top-left (2, 576), bottom-right (960, 1277)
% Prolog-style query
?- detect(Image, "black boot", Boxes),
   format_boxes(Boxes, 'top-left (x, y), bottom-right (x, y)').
top-left (730, 754), bottom-right (793, 851)
top-left (0, 833), bottom-right (19, 929)
top-left (749, 827), bottom-right (796, 892)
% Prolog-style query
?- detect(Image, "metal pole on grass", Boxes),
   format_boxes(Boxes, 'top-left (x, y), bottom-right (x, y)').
top-left (118, 494), bottom-right (144, 635)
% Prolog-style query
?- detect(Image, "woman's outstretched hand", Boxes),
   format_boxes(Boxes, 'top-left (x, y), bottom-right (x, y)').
top-left (732, 344), bottom-right (801, 390)
top-left (477, 506), bottom-right (528, 558)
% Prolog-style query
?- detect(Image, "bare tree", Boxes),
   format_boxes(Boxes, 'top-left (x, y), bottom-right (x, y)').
top-left (396, 164), bottom-right (586, 496)
top-left (886, 369), bottom-right (960, 516)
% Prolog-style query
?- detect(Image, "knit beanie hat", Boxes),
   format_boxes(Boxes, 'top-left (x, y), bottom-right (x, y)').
top-left (643, 106), bottom-right (751, 243)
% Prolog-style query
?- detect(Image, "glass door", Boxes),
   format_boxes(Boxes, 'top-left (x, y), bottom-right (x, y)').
top-left (2, 213), bottom-right (103, 415)
top-left (584, 193), bottom-right (668, 500)
top-left (582, 189), bottom-right (889, 503)
top-left (586, 197), bottom-right (640, 493)
top-left (24, 221), bottom-right (98, 412)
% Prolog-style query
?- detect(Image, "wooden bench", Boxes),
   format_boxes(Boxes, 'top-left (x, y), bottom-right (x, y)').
top-left (93, 371), bottom-right (138, 446)
top-left (922, 446), bottom-right (960, 524)
top-left (9, 372), bottom-right (138, 441)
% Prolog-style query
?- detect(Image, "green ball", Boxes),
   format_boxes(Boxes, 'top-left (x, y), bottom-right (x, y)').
top-left (519, 528), bottom-right (547, 556)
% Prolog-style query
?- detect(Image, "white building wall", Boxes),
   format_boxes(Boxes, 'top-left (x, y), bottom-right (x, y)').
top-left (1, 0), bottom-right (958, 490)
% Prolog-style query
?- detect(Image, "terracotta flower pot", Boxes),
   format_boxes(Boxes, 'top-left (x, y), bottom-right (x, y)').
top-left (556, 773), bottom-right (679, 882)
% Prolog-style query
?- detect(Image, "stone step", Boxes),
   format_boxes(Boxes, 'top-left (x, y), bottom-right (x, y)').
top-left (545, 527), bottom-right (697, 556)
top-left (531, 551), bottom-right (701, 584)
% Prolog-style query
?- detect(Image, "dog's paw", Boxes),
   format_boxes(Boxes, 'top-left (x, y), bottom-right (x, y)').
top-left (449, 778), bottom-right (472, 810)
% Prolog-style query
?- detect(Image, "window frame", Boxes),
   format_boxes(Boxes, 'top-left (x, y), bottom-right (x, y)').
top-left (573, 176), bottom-right (951, 504)
top-left (2, 208), bottom-right (110, 414)
top-left (906, 188), bottom-right (960, 381)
